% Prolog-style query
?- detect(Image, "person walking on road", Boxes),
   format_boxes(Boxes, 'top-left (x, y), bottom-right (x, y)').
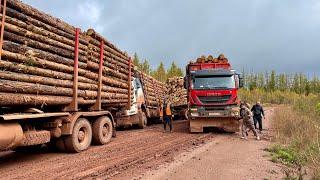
top-left (160, 98), bottom-right (174, 133)
top-left (251, 101), bottom-right (265, 132)
top-left (240, 103), bottom-right (260, 140)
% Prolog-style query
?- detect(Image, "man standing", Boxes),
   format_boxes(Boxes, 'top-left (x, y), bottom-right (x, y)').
top-left (251, 101), bottom-right (265, 132)
top-left (241, 103), bottom-right (260, 140)
top-left (160, 98), bottom-right (174, 132)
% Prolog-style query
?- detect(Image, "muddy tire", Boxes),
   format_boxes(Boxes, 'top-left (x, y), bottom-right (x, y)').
top-left (137, 111), bottom-right (147, 129)
top-left (92, 116), bottom-right (113, 145)
top-left (64, 118), bottom-right (92, 153)
top-left (183, 109), bottom-right (188, 120)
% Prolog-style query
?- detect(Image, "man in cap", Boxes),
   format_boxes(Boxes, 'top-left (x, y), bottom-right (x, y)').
top-left (240, 102), bottom-right (260, 140)
top-left (251, 101), bottom-right (265, 132)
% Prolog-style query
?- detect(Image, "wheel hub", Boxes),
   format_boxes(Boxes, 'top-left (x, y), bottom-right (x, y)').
top-left (102, 125), bottom-right (108, 136)
top-left (78, 131), bottom-right (85, 142)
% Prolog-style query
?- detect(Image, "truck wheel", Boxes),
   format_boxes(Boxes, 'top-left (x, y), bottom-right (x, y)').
top-left (64, 118), bottom-right (92, 153)
top-left (92, 116), bottom-right (113, 145)
top-left (138, 111), bottom-right (147, 129)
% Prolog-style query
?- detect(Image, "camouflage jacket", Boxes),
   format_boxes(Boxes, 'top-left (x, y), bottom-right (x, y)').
top-left (241, 107), bottom-right (253, 122)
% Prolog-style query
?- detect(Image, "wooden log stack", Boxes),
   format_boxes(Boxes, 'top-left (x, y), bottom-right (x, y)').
top-left (136, 71), bottom-right (165, 107)
top-left (0, 0), bottom-right (133, 109)
top-left (166, 77), bottom-right (187, 107)
top-left (195, 54), bottom-right (229, 64)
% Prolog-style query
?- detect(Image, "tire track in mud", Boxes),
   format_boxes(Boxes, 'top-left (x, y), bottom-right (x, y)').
top-left (72, 134), bottom-right (213, 179)
top-left (0, 121), bottom-right (214, 180)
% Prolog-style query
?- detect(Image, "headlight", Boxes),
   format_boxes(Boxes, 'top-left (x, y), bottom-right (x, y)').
top-left (231, 107), bottom-right (240, 116)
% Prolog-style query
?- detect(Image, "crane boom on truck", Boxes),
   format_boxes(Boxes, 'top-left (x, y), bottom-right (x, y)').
top-left (184, 55), bottom-right (244, 133)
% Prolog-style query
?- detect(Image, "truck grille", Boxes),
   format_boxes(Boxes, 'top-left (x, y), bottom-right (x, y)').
top-left (198, 95), bottom-right (231, 104)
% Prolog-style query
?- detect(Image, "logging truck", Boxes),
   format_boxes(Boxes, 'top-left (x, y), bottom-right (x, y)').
top-left (185, 55), bottom-right (244, 133)
top-left (115, 70), bottom-right (165, 128)
top-left (0, 0), bottom-right (134, 152)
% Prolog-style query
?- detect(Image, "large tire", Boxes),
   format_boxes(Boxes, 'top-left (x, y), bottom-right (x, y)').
top-left (138, 111), bottom-right (147, 129)
top-left (64, 118), bottom-right (92, 153)
top-left (92, 116), bottom-right (113, 145)
top-left (183, 109), bottom-right (188, 120)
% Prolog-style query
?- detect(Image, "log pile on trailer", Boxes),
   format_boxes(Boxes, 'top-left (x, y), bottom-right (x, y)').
top-left (0, 0), bottom-right (133, 110)
top-left (136, 71), bottom-right (166, 107)
top-left (166, 77), bottom-right (187, 107)
top-left (195, 54), bottom-right (229, 64)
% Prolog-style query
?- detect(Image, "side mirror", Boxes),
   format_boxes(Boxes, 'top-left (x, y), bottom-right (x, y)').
top-left (184, 76), bottom-right (188, 89)
top-left (238, 74), bottom-right (244, 88)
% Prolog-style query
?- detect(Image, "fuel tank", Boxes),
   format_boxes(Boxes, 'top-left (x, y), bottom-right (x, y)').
top-left (0, 123), bottom-right (24, 151)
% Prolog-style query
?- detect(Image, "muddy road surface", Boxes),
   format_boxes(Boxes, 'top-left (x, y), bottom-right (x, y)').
top-left (0, 108), bottom-right (281, 180)
top-left (143, 108), bottom-right (283, 180)
top-left (0, 120), bottom-right (215, 180)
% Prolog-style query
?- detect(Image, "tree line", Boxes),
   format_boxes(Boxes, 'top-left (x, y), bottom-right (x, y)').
top-left (243, 70), bottom-right (320, 95)
top-left (133, 53), bottom-right (184, 82)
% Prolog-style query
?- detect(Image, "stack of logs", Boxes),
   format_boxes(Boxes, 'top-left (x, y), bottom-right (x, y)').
top-left (166, 77), bottom-right (187, 107)
top-left (136, 71), bottom-right (166, 107)
top-left (0, 0), bottom-right (133, 109)
top-left (195, 54), bottom-right (229, 64)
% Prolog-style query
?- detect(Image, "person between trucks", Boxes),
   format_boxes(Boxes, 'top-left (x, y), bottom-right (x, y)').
top-left (160, 98), bottom-right (174, 133)
top-left (240, 103), bottom-right (260, 140)
top-left (251, 101), bottom-right (265, 133)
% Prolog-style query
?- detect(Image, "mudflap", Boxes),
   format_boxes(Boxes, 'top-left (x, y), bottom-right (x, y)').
top-left (189, 117), bottom-right (240, 133)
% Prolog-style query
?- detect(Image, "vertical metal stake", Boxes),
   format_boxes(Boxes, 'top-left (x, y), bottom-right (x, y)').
top-left (127, 57), bottom-right (132, 109)
top-left (0, 0), bottom-right (7, 60)
top-left (64, 28), bottom-right (80, 112)
top-left (90, 41), bottom-right (104, 111)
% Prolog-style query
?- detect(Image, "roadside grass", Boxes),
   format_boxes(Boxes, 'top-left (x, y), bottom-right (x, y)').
top-left (239, 89), bottom-right (320, 179)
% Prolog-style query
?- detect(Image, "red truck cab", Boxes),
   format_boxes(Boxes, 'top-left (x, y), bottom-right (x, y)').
top-left (185, 60), bottom-right (244, 132)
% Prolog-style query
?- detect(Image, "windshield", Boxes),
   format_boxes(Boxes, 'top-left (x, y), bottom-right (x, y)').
top-left (192, 76), bottom-right (236, 90)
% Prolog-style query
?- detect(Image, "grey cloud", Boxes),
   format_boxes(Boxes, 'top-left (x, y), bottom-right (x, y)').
top-left (22, 0), bottom-right (320, 74)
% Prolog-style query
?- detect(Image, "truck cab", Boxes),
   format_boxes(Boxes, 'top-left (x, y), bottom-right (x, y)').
top-left (185, 60), bottom-right (244, 132)
top-left (115, 77), bottom-right (148, 128)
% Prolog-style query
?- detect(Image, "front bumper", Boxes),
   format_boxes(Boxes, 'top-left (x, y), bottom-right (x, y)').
top-left (189, 106), bottom-right (240, 119)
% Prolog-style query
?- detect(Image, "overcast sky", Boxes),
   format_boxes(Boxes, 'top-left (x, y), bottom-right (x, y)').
top-left (22, 0), bottom-right (320, 75)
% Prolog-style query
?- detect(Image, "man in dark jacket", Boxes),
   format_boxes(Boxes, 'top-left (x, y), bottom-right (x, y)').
top-left (251, 101), bottom-right (265, 132)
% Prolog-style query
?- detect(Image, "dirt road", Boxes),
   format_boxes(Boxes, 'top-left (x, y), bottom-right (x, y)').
top-left (142, 108), bottom-right (283, 180)
top-left (0, 108), bottom-right (281, 180)
top-left (0, 121), bottom-right (214, 180)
